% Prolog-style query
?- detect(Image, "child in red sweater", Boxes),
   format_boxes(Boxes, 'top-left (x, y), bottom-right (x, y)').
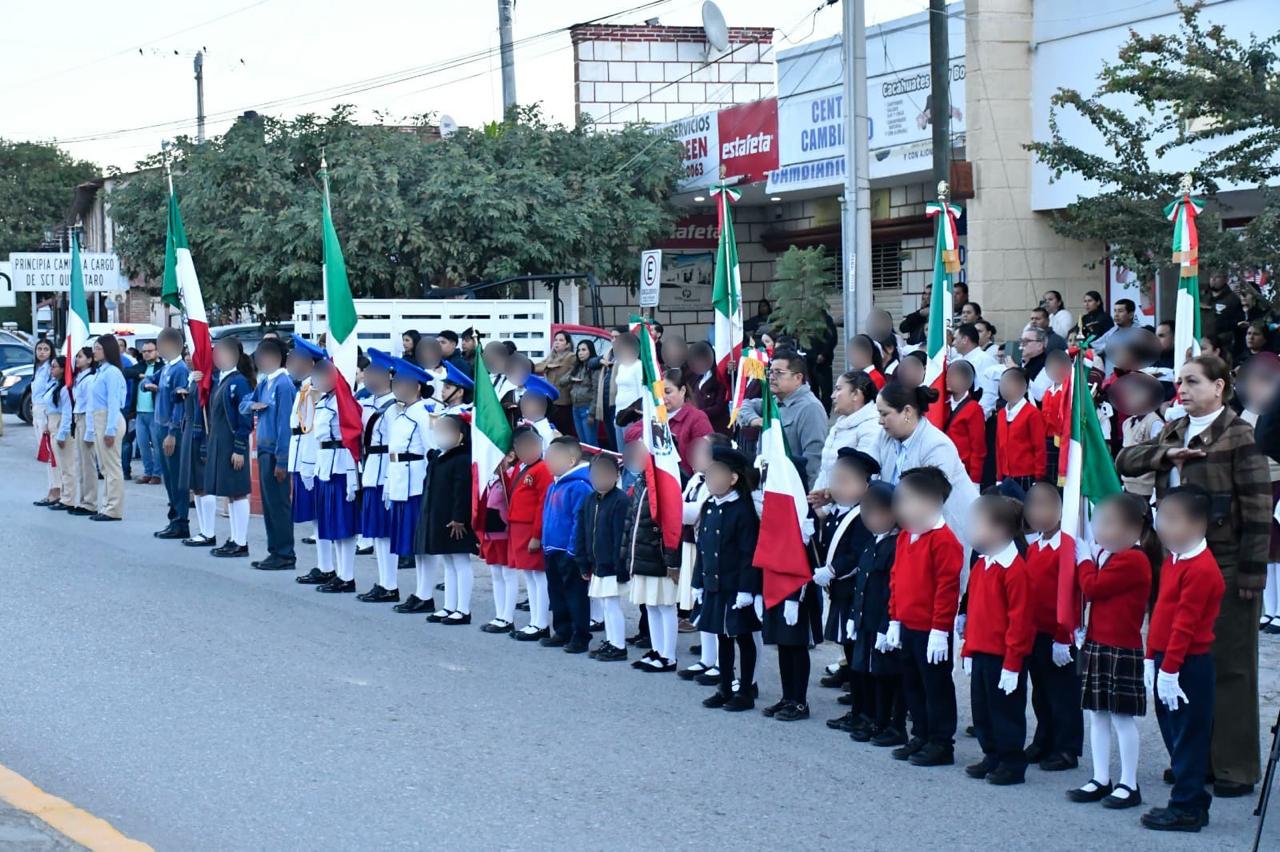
top-left (1141, 486), bottom-right (1225, 833)
top-left (884, 466), bottom-right (963, 767)
top-left (1068, 493), bottom-right (1154, 810)
top-left (1023, 483), bottom-right (1084, 772)
top-left (507, 426), bottom-right (555, 641)
top-left (960, 494), bottom-right (1035, 785)
top-left (995, 367), bottom-right (1047, 492)
top-left (1040, 350), bottom-right (1071, 483)
top-left (944, 360), bottom-right (986, 484)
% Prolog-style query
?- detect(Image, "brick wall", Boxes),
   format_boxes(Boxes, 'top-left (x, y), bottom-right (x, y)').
top-left (571, 23), bottom-right (775, 128)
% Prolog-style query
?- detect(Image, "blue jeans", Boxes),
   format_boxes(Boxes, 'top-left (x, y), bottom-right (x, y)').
top-left (573, 406), bottom-right (595, 445)
top-left (133, 412), bottom-right (163, 478)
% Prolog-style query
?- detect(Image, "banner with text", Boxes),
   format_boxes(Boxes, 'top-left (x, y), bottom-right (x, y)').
top-left (8, 252), bottom-right (129, 292)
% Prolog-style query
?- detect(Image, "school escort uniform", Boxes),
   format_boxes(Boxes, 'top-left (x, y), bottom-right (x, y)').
top-left (154, 354), bottom-right (190, 535)
top-left (86, 361), bottom-right (127, 520)
top-left (48, 380), bottom-right (77, 510)
top-left (313, 389), bottom-right (360, 592)
top-left (205, 368), bottom-right (254, 555)
top-left (69, 368), bottom-right (96, 515)
top-left (357, 380), bottom-right (398, 598)
top-left (1024, 531), bottom-right (1084, 767)
top-left (385, 395), bottom-right (437, 613)
top-left (995, 397), bottom-right (1047, 491)
top-left (288, 378), bottom-right (320, 530)
top-left (177, 371), bottom-right (214, 544)
top-left (246, 365), bottom-right (297, 568)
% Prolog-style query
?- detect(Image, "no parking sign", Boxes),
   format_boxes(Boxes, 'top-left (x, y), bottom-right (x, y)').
top-left (639, 249), bottom-right (662, 308)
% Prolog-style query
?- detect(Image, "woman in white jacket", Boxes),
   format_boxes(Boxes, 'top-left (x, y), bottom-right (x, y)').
top-left (810, 371), bottom-right (884, 508)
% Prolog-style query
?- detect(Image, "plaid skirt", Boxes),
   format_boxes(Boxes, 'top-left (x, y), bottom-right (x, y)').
top-left (1080, 639), bottom-right (1147, 716)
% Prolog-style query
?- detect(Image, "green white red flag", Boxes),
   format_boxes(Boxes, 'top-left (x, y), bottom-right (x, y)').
top-left (923, 198), bottom-right (962, 427)
top-left (1057, 344), bottom-right (1122, 631)
top-left (161, 175), bottom-right (213, 404)
top-left (319, 157), bottom-right (365, 464)
top-left (630, 314), bottom-right (683, 552)
top-left (710, 182), bottom-right (743, 381)
top-left (752, 381), bottom-right (811, 608)
top-left (728, 346), bottom-right (768, 427)
top-left (471, 345), bottom-right (513, 530)
top-left (1165, 189), bottom-right (1204, 375)
top-left (64, 229), bottom-right (90, 390)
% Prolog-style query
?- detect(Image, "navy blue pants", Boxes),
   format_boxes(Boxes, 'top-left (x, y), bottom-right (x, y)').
top-left (160, 441), bottom-right (188, 525)
top-left (899, 626), bottom-right (957, 747)
top-left (1154, 651), bottom-right (1215, 815)
top-left (546, 552), bottom-right (590, 645)
top-left (970, 652), bottom-right (1028, 773)
top-left (1027, 632), bottom-right (1084, 758)
top-left (257, 452), bottom-right (294, 560)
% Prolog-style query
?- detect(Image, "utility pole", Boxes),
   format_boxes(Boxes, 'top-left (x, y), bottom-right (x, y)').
top-left (840, 0), bottom-right (872, 364)
top-left (497, 0), bottom-right (517, 115)
top-left (928, 0), bottom-right (950, 187)
top-left (194, 50), bottom-right (206, 144)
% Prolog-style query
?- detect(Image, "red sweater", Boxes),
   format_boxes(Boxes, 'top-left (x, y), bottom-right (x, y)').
top-left (1025, 533), bottom-right (1071, 644)
top-left (1146, 546), bottom-right (1225, 673)
top-left (996, 401), bottom-right (1047, 479)
top-left (961, 548), bottom-right (1035, 672)
top-left (944, 396), bottom-right (986, 483)
top-left (1041, 384), bottom-right (1068, 442)
top-left (889, 524), bottom-right (963, 632)
top-left (1077, 548), bottom-right (1152, 650)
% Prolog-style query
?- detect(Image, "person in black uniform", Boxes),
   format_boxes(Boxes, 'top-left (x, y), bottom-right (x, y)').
top-left (178, 352), bottom-right (216, 547)
top-left (847, 481), bottom-right (907, 746)
top-left (815, 448), bottom-right (879, 732)
top-left (693, 445), bottom-right (761, 712)
top-left (205, 337), bottom-right (256, 558)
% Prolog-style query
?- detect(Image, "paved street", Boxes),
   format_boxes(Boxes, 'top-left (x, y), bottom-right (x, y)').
top-left (0, 419), bottom-right (1274, 851)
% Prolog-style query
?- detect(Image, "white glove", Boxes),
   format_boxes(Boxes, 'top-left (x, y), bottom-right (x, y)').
top-left (926, 628), bottom-right (949, 664)
top-left (1073, 627), bottom-right (1086, 649)
top-left (813, 566), bottom-right (834, 587)
top-left (1143, 658), bottom-right (1156, 690)
top-left (954, 614), bottom-right (966, 640)
top-left (874, 632), bottom-right (888, 653)
top-left (847, 618), bottom-right (856, 639)
top-left (962, 656), bottom-right (972, 675)
top-left (1156, 669), bottom-right (1189, 711)
top-left (732, 592), bottom-right (753, 610)
top-left (998, 668), bottom-right (1019, 695)
top-left (301, 474), bottom-right (315, 491)
top-left (753, 595), bottom-right (764, 621)
top-left (1052, 642), bottom-right (1073, 668)
top-left (885, 621), bottom-right (902, 650)
top-left (1075, 537), bottom-right (1091, 563)
top-left (346, 479), bottom-right (357, 502)
top-left (783, 600), bottom-right (799, 626)
top-left (692, 587), bottom-right (703, 605)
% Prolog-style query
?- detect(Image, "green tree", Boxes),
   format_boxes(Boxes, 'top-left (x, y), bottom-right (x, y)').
top-left (1026, 1), bottom-right (1280, 284)
top-left (768, 246), bottom-right (835, 349)
top-left (109, 106), bottom-right (685, 318)
top-left (0, 140), bottom-right (99, 323)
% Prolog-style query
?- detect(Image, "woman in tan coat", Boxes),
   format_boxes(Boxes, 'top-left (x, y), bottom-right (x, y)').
top-left (535, 330), bottom-right (577, 437)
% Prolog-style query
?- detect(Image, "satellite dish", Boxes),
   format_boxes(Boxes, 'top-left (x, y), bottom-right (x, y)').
top-left (439, 114), bottom-right (458, 139)
top-left (701, 1), bottom-right (729, 54)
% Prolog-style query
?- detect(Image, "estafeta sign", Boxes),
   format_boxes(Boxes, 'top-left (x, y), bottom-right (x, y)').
top-left (8, 252), bottom-right (129, 292)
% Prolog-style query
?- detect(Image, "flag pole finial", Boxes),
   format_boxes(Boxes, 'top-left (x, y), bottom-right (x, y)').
top-left (1178, 173), bottom-right (1194, 195)
top-left (320, 148), bottom-right (328, 171)
top-left (937, 180), bottom-right (950, 203)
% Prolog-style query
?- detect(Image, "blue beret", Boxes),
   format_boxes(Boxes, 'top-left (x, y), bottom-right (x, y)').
top-left (442, 358), bottom-right (474, 390)
top-left (390, 357), bottom-right (432, 386)
top-left (290, 334), bottom-right (328, 362)
top-left (522, 374), bottom-right (559, 402)
top-left (366, 348), bottom-right (395, 373)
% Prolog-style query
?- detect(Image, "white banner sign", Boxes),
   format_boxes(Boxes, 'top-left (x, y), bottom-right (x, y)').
top-left (660, 111), bottom-right (718, 192)
top-left (8, 252), bottom-right (129, 292)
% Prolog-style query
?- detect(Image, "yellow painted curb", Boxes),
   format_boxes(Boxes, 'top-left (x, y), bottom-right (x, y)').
top-left (0, 763), bottom-right (152, 851)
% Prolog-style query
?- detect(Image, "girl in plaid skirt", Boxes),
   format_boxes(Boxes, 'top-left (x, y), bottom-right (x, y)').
top-left (1068, 493), bottom-right (1154, 810)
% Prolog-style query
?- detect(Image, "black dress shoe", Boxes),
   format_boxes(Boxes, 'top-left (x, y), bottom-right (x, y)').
top-left (212, 542), bottom-right (249, 558)
top-left (774, 703), bottom-right (810, 722)
top-left (563, 641), bottom-right (590, 654)
top-left (48, 502), bottom-right (70, 511)
top-left (966, 756), bottom-right (998, 779)
top-left (301, 536), bottom-right (316, 544)
top-left (1162, 767), bottom-right (1175, 785)
top-left (819, 668), bottom-right (849, 688)
top-left (155, 525), bottom-right (190, 539)
top-left (1141, 807), bottom-right (1206, 832)
top-left (761, 699), bottom-right (790, 718)
top-left (891, 737), bottom-right (927, 761)
top-left (836, 691), bottom-right (856, 706)
top-left (397, 556), bottom-right (413, 570)
top-left (679, 663), bottom-right (710, 681)
top-left (90, 513), bottom-right (121, 522)
top-left (1101, 784), bottom-right (1141, 809)
top-left (480, 620), bottom-right (514, 634)
top-left (870, 727), bottom-right (907, 748)
top-left (722, 693), bottom-right (754, 712)
top-left (595, 643), bottom-right (627, 662)
top-left (251, 557), bottom-right (297, 571)
top-left (67, 506), bottom-right (93, 516)
top-left (540, 634), bottom-right (570, 648)
top-left (296, 568), bottom-right (337, 585)
top-left (356, 544), bottom-right (374, 556)
top-left (849, 720), bottom-right (876, 742)
top-left (317, 578), bottom-right (356, 593)
top-left (1038, 754), bottom-right (1078, 772)
top-left (440, 612), bottom-right (472, 625)
top-left (826, 710), bottom-right (857, 731)
top-left (357, 585), bottom-right (399, 602)
top-left (908, 743), bottom-right (955, 767)
top-left (588, 620), bottom-right (605, 633)
top-left (516, 599), bottom-right (530, 611)
top-left (392, 594), bottom-right (426, 612)
top-left (425, 610), bottom-right (451, 623)
top-left (1212, 780), bottom-right (1254, 798)
top-left (702, 691), bottom-right (730, 709)
top-left (1023, 743), bottom-right (1046, 764)
top-left (694, 668), bottom-right (722, 686)
top-left (513, 627), bottom-right (544, 642)
top-left (435, 582), bottom-right (445, 592)
top-left (33, 498), bottom-right (53, 507)
top-left (183, 534), bottom-right (217, 547)
top-left (986, 765), bottom-right (1026, 786)
top-left (1066, 780), bottom-right (1113, 803)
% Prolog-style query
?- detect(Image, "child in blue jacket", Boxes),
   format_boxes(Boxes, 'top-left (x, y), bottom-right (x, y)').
top-left (541, 437), bottom-right (595, 653)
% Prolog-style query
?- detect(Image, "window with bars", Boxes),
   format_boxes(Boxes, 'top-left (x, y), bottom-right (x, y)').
top-left (872, 241), bottom-right (903, 290)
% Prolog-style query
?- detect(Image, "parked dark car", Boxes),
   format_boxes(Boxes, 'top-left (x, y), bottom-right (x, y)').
top-left (0, 341), bottom-right (36, 423)
top-left (211, 322), bottom-right (295, 355)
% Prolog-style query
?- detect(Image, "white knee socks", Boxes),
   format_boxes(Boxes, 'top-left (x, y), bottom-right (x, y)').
top-left (415, 554), bottom-right (437, 601)
top-left (196, 494), bottom-right (217, 538)
top-left (334, 537), bottom-right (356, 582)
top-left (500, 567), bottom-right (520, 623)
top-left (441, 554), bottom-right (472, 614)
top-left (752, 631), bottom-right (764, 683)
top-left (1265, 563), bottom-right (1279, 619)
top-left (316, 538), bottom-right (335, 574)
top-left (228, 498), bottom-right (249, 545)
top-left (590, 596), bottom-right (603, 624)
top-left (490, 565), bottom-right (507, 622)
top-left (651, 604), bottom-right (677, 663)
top-left (526, 571), bottom-right (550, 630)
top-left (700, 631), bottom-right (718, 668)
top-left (374, 538), bottom-right (395, 590)
top-left (601, 596), bottom-right (626, 648)
top-left (1088, 710), bottom-right (1139, 790)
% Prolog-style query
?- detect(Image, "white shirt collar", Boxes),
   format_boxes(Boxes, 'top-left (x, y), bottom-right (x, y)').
top-left (982, 540), bottom-right (1019, 569)
top-left (1173, 539), bottom-right (1209, 562)
top-left (1033, 530), bottom-right (1061, 552)
top-left (712, 491), bottom-right (740, 505)
top-left (950, 391), bottom-right (969, 410)
top-left (831, 503), bottom-right (854, 515)
top-left (909, 515), bottom-right (946, 544)
top-left (1005, 397), bottom-right (1027, 422)
top-left (875, 531), bottom-right (891, 543)
top-left (261, 367), bottom-right (288, 383)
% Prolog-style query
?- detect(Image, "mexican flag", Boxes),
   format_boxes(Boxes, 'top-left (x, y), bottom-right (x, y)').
top-left (471, 347), bottom-right (513, 530)
top-left (1056, 345), bottom-right (1122, 631)
top-left (161, 176), bottom-right (213, 404)
top-left (923, 198), bottom-right (963, 427)
top-left (728, 346), bottom-right (768, 427)
top-left (319, 157), bottom-right (364, 463)
top-left (752, 381), bottom-right (812, 608)
top-left (631, 314), bottom-right (683, 552)
top-left (710, 182), bottom-right (743, 381)
top-left (64, 230), bottom-right (89, 390)
top-left (1166, 189), bottom-right (1204, 376)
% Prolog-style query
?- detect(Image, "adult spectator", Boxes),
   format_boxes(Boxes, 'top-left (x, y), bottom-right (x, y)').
top-left (535, 330), bottom-right (577, 436)
top-left (132, 339), bottom-right (164, 484)
top-left (610, 332), bottom-right (645, 452)
top-left (806, 308), bottom-right (838, 413)
top-left (811, 371), bottom-right (883, 501)
top-left (872, 383), bottom-right (979, 542)
top-left (459, 327), bottom-right (478, 371)
top-left (1043, 289), bottom-right (1075, 338)
top-left (1080, 290), bottom-right (1114, 341)
top-left (1235, 285), bottom-right (1274, 359)
top-left (739, 351), bottom-right (828, 487)
top-left (1152, 319), bottom-right (1177, 396)
top-left (953, 323), bottom-right (998, 416)
top-left (401, 330), bottom-right (421, 359)
top-left (1028, 306), bottom-right (1068, 351)
top-left (662, 368), bottom-right (713, 478)
top-left (953, 281), bottom-right (969, 317)
top-left (1093, 298), bottom-right (1137, 374)
top-left (959, 301), bottom-right (982, 326)
top-left (1116, 355), bottom-right (1270, 799)
top-left (686, 341), bottom-right (728, 434)
top-left (744, 299), bottom-right (773, 338)
top-left (437, 330), bottom-right (470, 375)
top-left (1205, 271), bottom-right (1244, 355)
top-left (660, 333), bottom-right (688, 373)
top-left (975, 319), bottom-right (999, 355)
top-left (1015, 326), bottom-right (1051, 402)
top-left (899, 289), bottom-right (930, 347)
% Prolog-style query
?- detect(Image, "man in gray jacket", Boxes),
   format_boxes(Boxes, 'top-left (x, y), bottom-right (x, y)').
top-left (740, 350), bottom-right (828, 488)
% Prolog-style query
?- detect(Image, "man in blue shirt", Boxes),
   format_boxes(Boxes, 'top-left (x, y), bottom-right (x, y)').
top-left (243, 337), bottom-right (298, 570)
top-left (153, 328), bottom-right (191, 539)
top-left (133, 339), bottom-right (163, 484)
